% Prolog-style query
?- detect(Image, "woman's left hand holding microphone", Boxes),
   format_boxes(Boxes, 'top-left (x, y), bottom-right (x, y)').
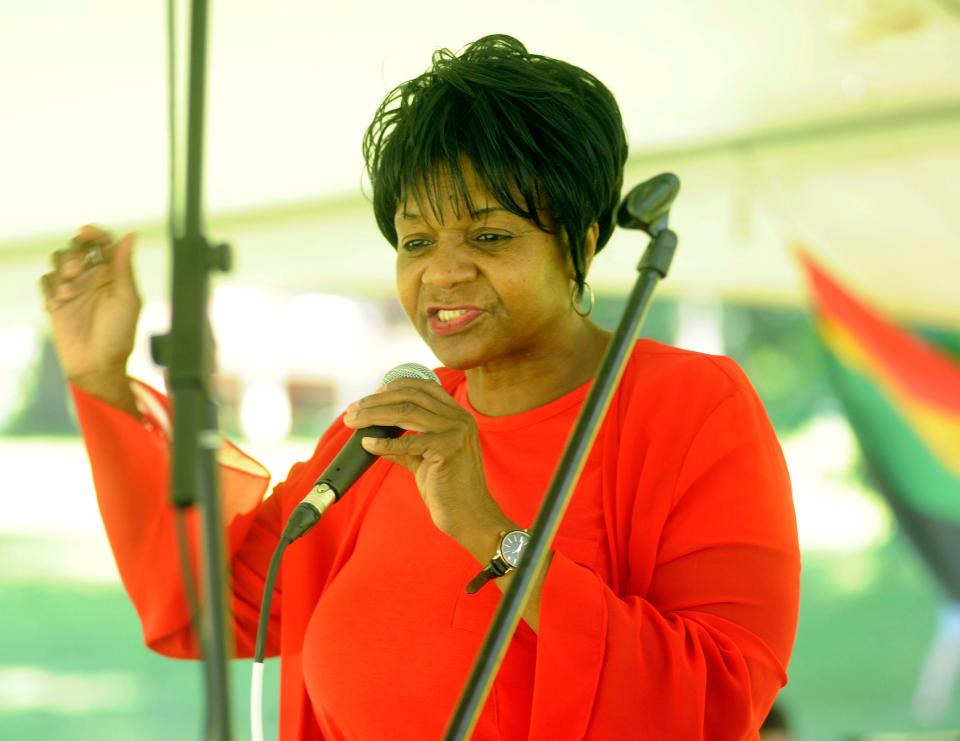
top-left (342, 378), bottom-right (515, 561)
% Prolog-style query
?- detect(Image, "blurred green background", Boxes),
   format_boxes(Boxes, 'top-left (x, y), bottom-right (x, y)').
top-left (2, 1), bottom-right (959, 739)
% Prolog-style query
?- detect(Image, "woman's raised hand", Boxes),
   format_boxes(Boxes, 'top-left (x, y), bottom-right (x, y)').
top-left (40, 225), bottom-right (142, 412)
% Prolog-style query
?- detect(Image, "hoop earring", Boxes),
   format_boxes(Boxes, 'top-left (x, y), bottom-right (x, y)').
top-left (572, 281), bottom-right (595, 318)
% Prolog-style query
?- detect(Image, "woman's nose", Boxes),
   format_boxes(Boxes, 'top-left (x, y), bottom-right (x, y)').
top-left (421, 236), bottom-right (476, 287)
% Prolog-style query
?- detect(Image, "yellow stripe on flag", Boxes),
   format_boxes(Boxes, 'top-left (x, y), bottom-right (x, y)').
top-left (819, 316), bottom-right (960, 478)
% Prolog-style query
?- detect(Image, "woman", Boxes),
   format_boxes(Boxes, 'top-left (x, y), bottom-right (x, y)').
top-left (41, 35), bottom-right (799, 740)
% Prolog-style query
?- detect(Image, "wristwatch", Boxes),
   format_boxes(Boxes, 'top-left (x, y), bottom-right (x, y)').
top-left (466, 528), bottom-right (530, 594)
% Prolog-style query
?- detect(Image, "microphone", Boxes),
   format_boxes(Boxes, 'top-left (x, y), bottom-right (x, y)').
top-left (616, 172), bottom-right (680, 235)
top-left (281, 362), bottom-right (441, 542)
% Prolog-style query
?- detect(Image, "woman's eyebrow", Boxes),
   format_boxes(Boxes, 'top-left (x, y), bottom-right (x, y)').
top-left (399, 206), bottom-right (513, 221)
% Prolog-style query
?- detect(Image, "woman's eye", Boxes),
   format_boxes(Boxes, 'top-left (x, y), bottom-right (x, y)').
top-left (474, 233), bottom-right (510, 244)
top-left (401, 239), bottom-right (431, 251)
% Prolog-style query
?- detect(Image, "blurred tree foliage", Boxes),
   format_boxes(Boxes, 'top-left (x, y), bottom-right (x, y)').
top-left (4, 336), bottom-right (77, 435)
top-left (593, 293), bottom-right (678, 346)
top-left (721, 303), bottom-right (836, 435)
top-left (595, 294), bottom-right (834, 435)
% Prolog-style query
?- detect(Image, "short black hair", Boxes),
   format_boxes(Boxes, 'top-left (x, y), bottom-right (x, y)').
top-left (362, 34), bottom-right (628, 290)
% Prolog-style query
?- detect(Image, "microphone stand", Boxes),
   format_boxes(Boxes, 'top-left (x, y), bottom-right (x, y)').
top-left (151, 0), bottom-right (234, 738)
top-left (444, 175), bottom-right (680, 740)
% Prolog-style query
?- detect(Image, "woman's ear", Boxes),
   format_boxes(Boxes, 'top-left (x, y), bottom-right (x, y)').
top-left (563, 222), bottom-right (601, 282)
top-left (583, 222), bottom-right (600, 274)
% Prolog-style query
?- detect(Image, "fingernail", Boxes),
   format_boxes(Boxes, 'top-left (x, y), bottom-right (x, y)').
top-left (61, 259), bottom-right (81, 276)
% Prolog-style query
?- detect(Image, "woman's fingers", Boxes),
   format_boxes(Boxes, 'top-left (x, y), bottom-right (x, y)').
top-left (344, 398), bottom-right (436, 432)
top-left (110, 233), bottom-right (140, 301)
top-left (75, 224), bottom-right (115, 245)
top-left (40, 271), bottom-right (60, 309)
top-left (361, 429), bottom-right (459, 457)
top-left (50, 244), bottom-right (80, 272)
top-left (51, 228), bottom-right (111, 268)
top-left (40, 264), bottom-right (82, 309)
top-left (344, 382), bottom-right (460, 432)
top-left (43, 228), bottom-right (137, 312)
top-left (47, 256), bottom-right (107, 305)
top-left (366, 378), bottom-right (460, 415)
top-left (383, 377), bottom-right (460, 406)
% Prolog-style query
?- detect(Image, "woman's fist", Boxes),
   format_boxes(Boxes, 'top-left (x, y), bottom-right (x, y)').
top-left (40, 225), bottom-right (142, 412)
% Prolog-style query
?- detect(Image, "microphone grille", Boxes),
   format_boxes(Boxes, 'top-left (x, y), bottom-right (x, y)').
top-left (381, 362), bottom-right (441, 386)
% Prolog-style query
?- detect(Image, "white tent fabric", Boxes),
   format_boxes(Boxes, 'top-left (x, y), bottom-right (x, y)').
top-left (2, 0), bottom-right (958, 324)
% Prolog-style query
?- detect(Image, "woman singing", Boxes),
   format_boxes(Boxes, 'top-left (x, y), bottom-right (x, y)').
top-left (41, 34), bottom-right (799, 740)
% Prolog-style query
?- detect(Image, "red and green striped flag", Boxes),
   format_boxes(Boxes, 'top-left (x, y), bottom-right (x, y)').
top-left (800, 252), bottom-right (960, 525)
top-left (800, 253), bottom-right (960, 723)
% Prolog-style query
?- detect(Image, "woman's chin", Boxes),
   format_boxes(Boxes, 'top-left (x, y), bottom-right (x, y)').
top-left (430, 349), bottom-right (484, 372)
top-left (425, 338), bottom-right (490, 372)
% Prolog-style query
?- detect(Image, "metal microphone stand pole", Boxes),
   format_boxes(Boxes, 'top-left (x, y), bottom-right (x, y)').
top-left (151, 0), bottom-right (235, 738)
top-left (444, 174), bottom-right (680, 740)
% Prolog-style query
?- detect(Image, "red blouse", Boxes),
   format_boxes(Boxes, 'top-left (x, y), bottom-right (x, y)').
top-left (73, 340), bottom-right (800, 739)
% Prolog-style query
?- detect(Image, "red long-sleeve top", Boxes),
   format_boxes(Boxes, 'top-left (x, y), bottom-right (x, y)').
top-left (73, 340), bottom-right (800, 739)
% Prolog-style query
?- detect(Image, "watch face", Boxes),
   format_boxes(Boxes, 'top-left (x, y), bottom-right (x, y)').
top-left (500, 530), bottom-right (529, 568)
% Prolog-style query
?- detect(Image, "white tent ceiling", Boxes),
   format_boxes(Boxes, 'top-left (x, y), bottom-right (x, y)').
top-left (2, 0), bottom-right (958, 324)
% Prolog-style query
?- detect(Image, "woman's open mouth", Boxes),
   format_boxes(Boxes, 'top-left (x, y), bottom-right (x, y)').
top-left (427, 307), bottom-right (484, 336)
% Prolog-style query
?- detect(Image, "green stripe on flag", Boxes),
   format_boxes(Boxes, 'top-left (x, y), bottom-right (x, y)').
top-left (823, 348), bottom-right (960, 523)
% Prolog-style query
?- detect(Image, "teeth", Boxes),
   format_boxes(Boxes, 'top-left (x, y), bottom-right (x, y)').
top-left (437, 309), bottom-right (469, 322)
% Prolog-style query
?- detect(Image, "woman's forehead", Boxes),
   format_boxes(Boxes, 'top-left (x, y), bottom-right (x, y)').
top-left (395, 168), bottom-right (533, 227)
top-left (396, 187), bottom-right (521, 225)
top-left (397, 201), bottom-right (517, 226)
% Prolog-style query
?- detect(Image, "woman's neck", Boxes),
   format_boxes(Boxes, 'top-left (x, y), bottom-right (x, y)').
top-left (463, 321), bottom-right (610, 417)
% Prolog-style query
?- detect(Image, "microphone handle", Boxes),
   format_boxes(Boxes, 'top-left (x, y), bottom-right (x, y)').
top-left (318, 424), bottom-right (403, 499)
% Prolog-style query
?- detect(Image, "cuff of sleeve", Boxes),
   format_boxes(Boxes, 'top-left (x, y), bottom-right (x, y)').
top-left (530, 550), bottom-right (608, 740)
top-left (130, 379), bottom-right (172, 438)
top-left (72, 379), bottom-right (269, 482)
top-left (70, 379), bottom-right (169, 445)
